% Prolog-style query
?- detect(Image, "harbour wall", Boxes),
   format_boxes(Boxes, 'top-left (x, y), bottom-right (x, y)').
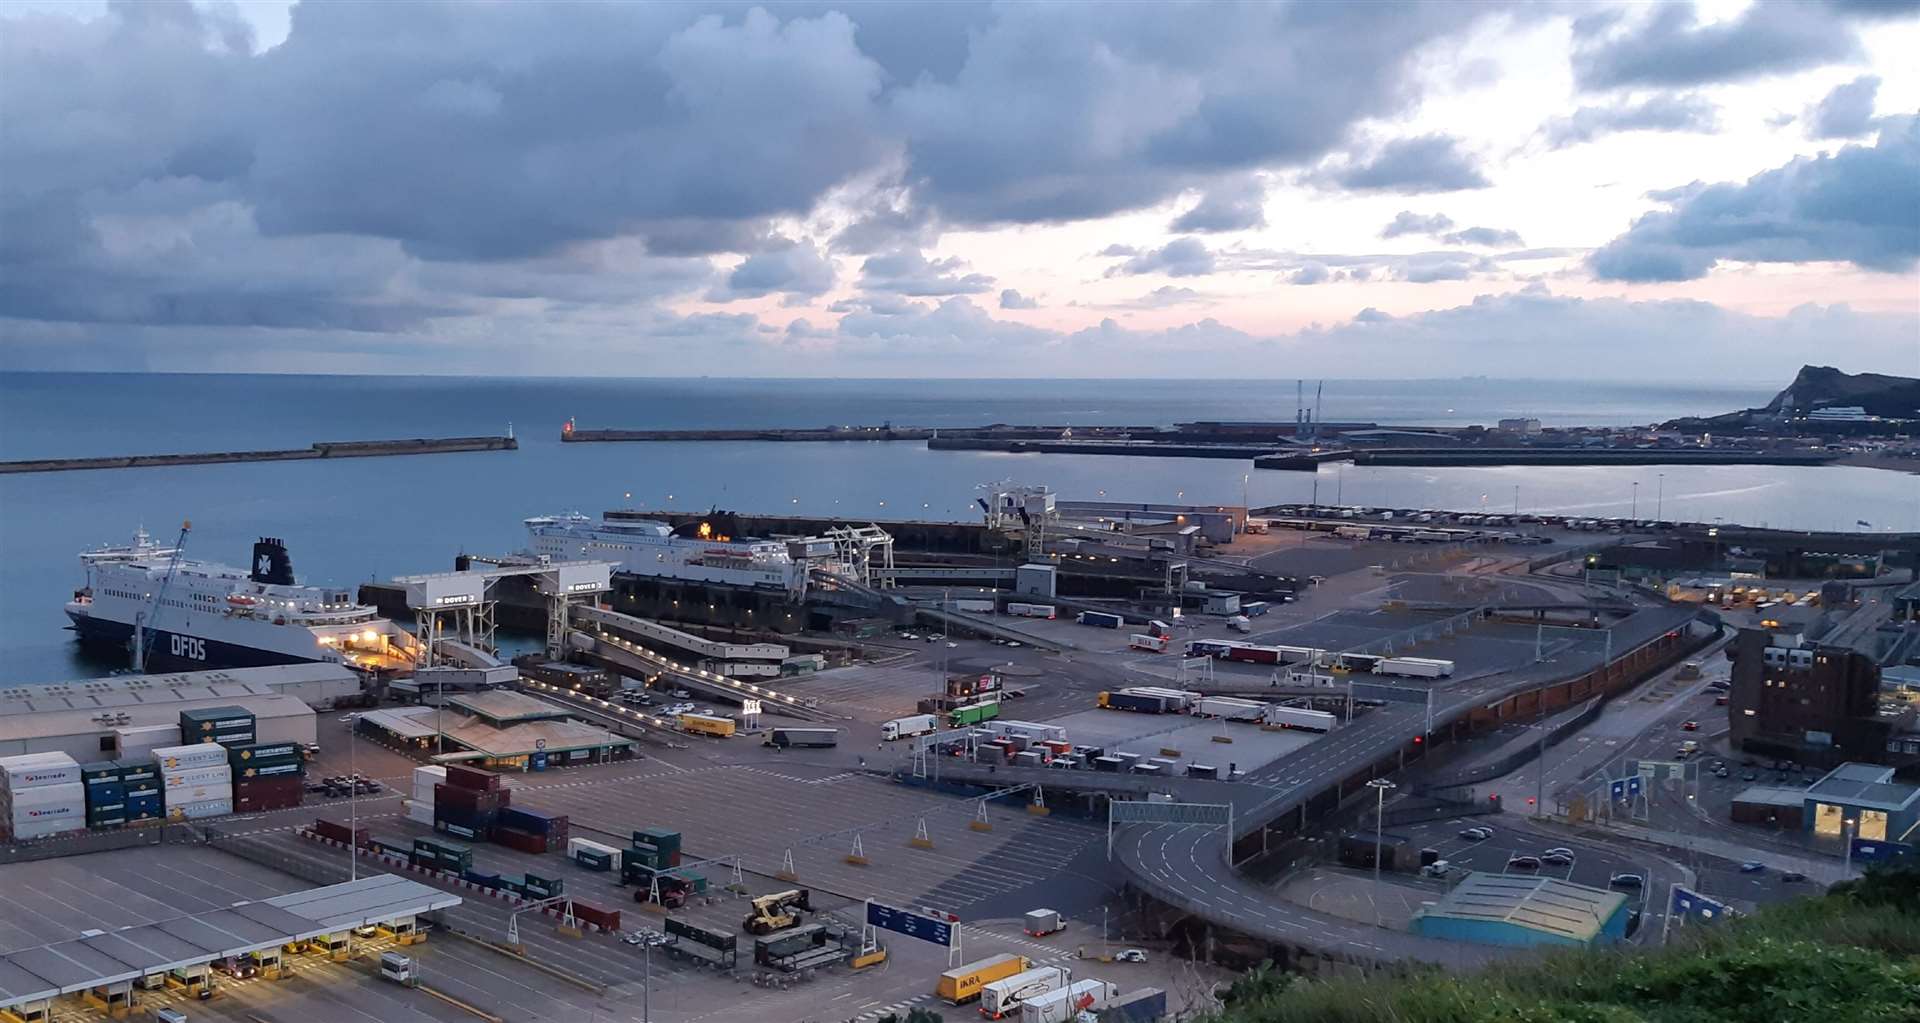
top-left (0, 436), bottom-right (518, 474)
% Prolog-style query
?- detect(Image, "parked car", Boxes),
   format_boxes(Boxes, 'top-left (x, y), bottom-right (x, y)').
top-left (1507, 855), bottom-right (1542, 871)
top-left (1782, 871), bottom-right (1809, 883)
top-left (1542, 849), bottom-right (1575, 866)
top-left (668, 689), bottom-right (691, 699)
top-left (1740, 861), bottom-right (1766, 874)
top-left (1610, 873), bottom-right (1645, 889)
top-left (1114, 948), bottom-right (1149, 963)
top-left (1743, 770), bottom-right (1758, 781)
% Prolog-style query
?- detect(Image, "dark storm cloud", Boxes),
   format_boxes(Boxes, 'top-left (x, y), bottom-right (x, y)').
top-left (1318, 135), bottom-right (1490, 194)
top-left (1591, 115), bottom-right (1920, 281)
top-left (708, 240), bottom-right (836, 300)
top-left (1541, 93), bottom-right (1719, 149)
top-left (1169, 178), bottom-right (1269, 233)
top-left (1381, 211), bottom-right (1455, 239)
top-left (1107, 238), bottom-right (1217, 278)
top-left (858, 250), bottom-right (995, 296)
top-left (1807, 75), bottom-right (1882, 139)
top-left (1571, 2), bottom-right (1860, 90)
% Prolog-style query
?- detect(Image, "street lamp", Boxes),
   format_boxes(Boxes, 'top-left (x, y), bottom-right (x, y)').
top-left (1656, 473), bottom-right (1664, 521)
top-left (1366, 778), bottom-right (1396, 920)
top-left (1631, 481), bottom-right (1639, 521)
top-left (1844, 818), bottom-right (1857, 876)
top-left (345, 712), bottom-right (361, 881)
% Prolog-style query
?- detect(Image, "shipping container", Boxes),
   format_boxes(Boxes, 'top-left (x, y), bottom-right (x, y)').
top-left (1006, 603), bottom-right (1056, 619)
top-left (947, 701), bottom-right (1001, 728)
top-left (499, 807), bottom-right (569, 836)
top-left (1092, 756), bottom-right (1125, 773)
top-left (228, 741), bottom-right (302, 764)
top-left (679, 713), bottom-right (737, 738)
top-left (1123, 687), bottom-right (1202, 711)
top-left (1264, 706), bottom-right (1337, 733)
top-left (1195, 696), bottom-right (1265, 721)
top-left (493, 828), bottom-right (549, 855)
top-left (444, 764), bottom-right (502, 792)
top-left (881, 714), bottom-right (938, 741)
top-left (168, 798), bottom-right (232, 820)
top-left (313, 818), bottom-right (369, 846)
top-left (85, 781), bottom-right (127, 807)
top-left (0, 752), bottom-right (84, 791)
top-left (936, 953), bottom-right (1031, 1005)
top-left (569, 902), bottom-right (620, 932)
top-left (1019, 979), bottom-right (1119, 1023)
top-left (1376, 657), bottom-right (1454, 678)
top-left (764, 728), bottom-right (840, 749)
top-left (435, 784), bottom-right (507, 815)
top-left (1097, 691), bottom-right (1170, 714)
top-left (980, 966), bottom-right (1068, 1019)
top-left (568, 838), bottom-right (621, 872)
top-left (1076, 611), bottom-right (1125, 629)
top-left (179, 706), bottom-right (255, 737)
top-left (953, 598), bottom-right (997, 614)
top-left (151, 744), bottom-right (228, 772)
top-left (232, 760), bottom-right (303, 780)
top-left (1128, 634), bottom-right (1169, 653)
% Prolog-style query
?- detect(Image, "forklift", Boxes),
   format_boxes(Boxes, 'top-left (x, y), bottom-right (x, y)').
top-left (742, 889), bottom-right (812, 935)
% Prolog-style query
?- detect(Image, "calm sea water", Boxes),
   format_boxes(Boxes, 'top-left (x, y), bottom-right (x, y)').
top-left (3, 373), bottom-right (1912, 684)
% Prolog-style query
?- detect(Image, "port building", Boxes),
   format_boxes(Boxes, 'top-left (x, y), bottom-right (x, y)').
top-left (0, 665), bottom-right (344, 760)
top-left (1411, 872), bottom-right (1630, 949)
top-left (1803, 763), bottom-right (1920, 843)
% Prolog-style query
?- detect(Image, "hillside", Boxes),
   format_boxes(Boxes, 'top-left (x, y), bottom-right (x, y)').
top-left (1762, 365), bottom-right (1920, 418)
top-left (1196, 864), bottom-right (1920, 1023)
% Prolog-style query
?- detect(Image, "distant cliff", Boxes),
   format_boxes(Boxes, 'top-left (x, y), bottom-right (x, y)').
top-left (1763, 365), bottom-right (1920, 418)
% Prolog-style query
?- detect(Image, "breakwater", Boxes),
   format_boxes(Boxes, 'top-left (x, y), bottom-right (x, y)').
top-left (561, 423), bottom-right (1153, 442)
top-left (0, 436), bottom-right (518, 475)
top-left (1253, 447), bottom-right (1836, 470)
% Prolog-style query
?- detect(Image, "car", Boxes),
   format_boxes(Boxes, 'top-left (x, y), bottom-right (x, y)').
top-left (1457, 827), bottom-right (1489, 840)
top-left (947, 641), bottom-right (959, 648)
top-left (1542, 849), bottom-right (1575, 866)
top-left (213, 957), bottom-right (257, 979)
top-left (1740, 861), bottom-right (1766, 874)
top-left (1421, 861), bottom-right (1451, 878)
top-left (352, 924), bottom-right (379, 938)
top-left (1782, 871), bottom-right (1808, 883)
top-left (1714, 767), bottom-right (1730, 778)
top-left (1006, 641), bottom-right (1022, 647)
top-left (1681, 720), bottom-right (1699, 731)
top-left (1114, 948), bottom-right (1148, 963)
top-left (924, 634), bottom-right (939, 643)
top-left (1610, 873), bottom-right (1645, 889)
top-left (1743, 770), bottom-right (1758, 781)
top-left (668, 689), bottom-right (691, 699)
top-left (1507, 855), bottom-right (1541, 871)
top-left (1714, 695), bottom-right (1729, 706)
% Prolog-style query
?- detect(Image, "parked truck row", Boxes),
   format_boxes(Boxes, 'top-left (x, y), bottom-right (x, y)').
top-left (1096, 688), bottom-right (1337, 732)
top-left (1183, 641), bottom-right (1455, 678)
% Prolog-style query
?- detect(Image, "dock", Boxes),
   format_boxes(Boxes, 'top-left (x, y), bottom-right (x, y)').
top-left (1252, 447), bottom-right (1838, 470)
top-left (0, 435), bottom-right (518, 475)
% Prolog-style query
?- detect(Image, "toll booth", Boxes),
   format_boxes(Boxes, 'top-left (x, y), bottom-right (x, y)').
top-left (165, 963), bottom-right (211, 996)
top-left (3, 997), bottom-right (50, 1022)
top-left (245, 945), bottom-right (285, 979)
top-left (82, 980), bottom-right (134, 1016)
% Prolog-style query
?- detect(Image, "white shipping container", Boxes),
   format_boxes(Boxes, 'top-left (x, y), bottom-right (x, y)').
top-left (406, 801), bottom-right (435, 825)
top-left (170, 783), bottom-right (233, 805)
top-left (1196, 696), bottom-right (1266, 721)
top-left (152, 743), bottom-right (229, 772)
top-left (8, 813), bottom-right (87, 841)
top-left (170, 799), bottom-right (232, 820)
top-left (999, 721), bottom-right (1068, 743)
top-left (980, 966), bottom-right (1068, 1018)
top-left (1019, 979), bottom-right (1120, 1023)
top-left (0, 752), bottom-right (83, 792)
top-left (163, 765), bottom-right (232, 789)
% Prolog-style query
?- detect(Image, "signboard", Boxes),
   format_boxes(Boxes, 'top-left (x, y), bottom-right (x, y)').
top-left (1851, 838), bottom-right (1914, 864)
top-left (1670, 886), bottom-right (1734, 923)
top-left (866, 901), bottom-right (952, 947)
top-left (1609, 776), bottom-right (1643, 801)
top-left (742, 699), bottom-right (762, 716)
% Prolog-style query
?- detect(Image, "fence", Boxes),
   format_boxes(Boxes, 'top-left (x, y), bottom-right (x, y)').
top-left (0, 822), bottom-right (198, 865)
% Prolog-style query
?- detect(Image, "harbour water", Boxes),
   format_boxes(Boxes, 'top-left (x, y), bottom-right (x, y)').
top-left (2, 373), bottom-right (1913, 683)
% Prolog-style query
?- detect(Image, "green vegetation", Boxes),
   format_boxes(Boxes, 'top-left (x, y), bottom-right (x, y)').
top-left (1205, 864), bottom-right (1920, 1023)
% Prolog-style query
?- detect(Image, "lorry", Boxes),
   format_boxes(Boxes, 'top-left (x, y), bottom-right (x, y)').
top-left (1195, 696), bottom-right (1265, 721)
top-left (764, 727), bottom-right (839, 749)
top-left (1264, 706), bottom-right (1337, 733)
top-left (1125, 686), bottom-right (1201, 711)
top-left (995, 721), bottom-right (1068, 743)
top-left (1128, 634), bottom-right (1169, 653)
top-left (679, 713), bottom-right (737, 737)
top-left (954, 598), bottom-right (997, 614)
top-left (949, 701), bottom-right (1002, 727)
top-left (1007, 603), bottom-right (1056, 619)
top-left (567, 837), bottom-right (623, 872)
top-left (1018, 979), bottom-right (1119, 1023)
top-left (1023, 908), bottom-right (1065, 936)
top-left (980, 966), bottom-right (1068, 1019)
top-left (881, 714), bottom-right (938, 741)
top-left (1376, 657), bottom-right (1455, 679)
top-left (1098, 691), bottom-right (1173, 714)
top-left (1226, 615), bottom-right (1252, 633)
top-left (1335, 525), bottom-right (1372, 540)
top-left (1099, 988), bottom-right (1169, 1023)
top-left (936, 953), bottom-right (1032, 1004)
top-left (1076, 611), bottom-right (1125, 629)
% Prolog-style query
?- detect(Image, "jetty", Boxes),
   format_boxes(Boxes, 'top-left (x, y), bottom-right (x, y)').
top-left (0, 435), bottom-right (518, 475)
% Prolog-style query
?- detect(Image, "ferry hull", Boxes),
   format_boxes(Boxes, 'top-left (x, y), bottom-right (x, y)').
top-left (67, 614), bottom-right (321, 672)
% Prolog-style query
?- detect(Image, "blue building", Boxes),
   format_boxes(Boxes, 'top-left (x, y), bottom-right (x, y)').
top-left (1411, 872), bottom-right (1631, 949)
top-left (1805, 763), bottom-right (1920, 844)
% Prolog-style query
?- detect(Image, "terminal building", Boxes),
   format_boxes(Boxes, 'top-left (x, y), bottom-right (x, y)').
top-left (356, 689), bottom-right (636, 770)
top-left (1803, 763), bottom-right (1920, 844)
top-left (1727, 627), bottom-right (1896, 768)
top-left (1411, 872), bottom-right (1631, 949)
top-left (0, 665), bottom-right (343, 761)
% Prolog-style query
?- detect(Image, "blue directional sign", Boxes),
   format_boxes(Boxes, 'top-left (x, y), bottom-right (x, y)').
top-left (1851, 838), bottom-right (1914, 864)
top-left (1609, 776), bottom-right (1642, 801)
top-left (866, 901), bottom-right (952, 947)
top-left (1670, 886), bottom-right (1733, 923)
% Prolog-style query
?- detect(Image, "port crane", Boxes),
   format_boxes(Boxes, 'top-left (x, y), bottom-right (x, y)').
top-left (131, 519), bottom-right (191, 672)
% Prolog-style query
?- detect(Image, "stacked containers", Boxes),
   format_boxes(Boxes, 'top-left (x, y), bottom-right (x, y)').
top-left (121, 760), bottom-right (163, 823)
top-left (410, 837), bottom-right (473, 873)
top-left (82, 761), bottom-right (130, 829)
top-left (495, 807), bottom-right (569, 855)
top-left (229, 741), bottom-right (305, 813)
top-left (179, 705), bottom-right (256, 748)
top-left (154, 743), bottom-right (232, 820)
top-left (409, 766), bottom-right (444, 825)
top-left (434, 764), bottom-right (508, 842)
top-left (114, 724), bottom-right (181, 764)
top-left (1, 753), bottom-right (86, 840)
top-left (629, 827), bottom-right (682, 870)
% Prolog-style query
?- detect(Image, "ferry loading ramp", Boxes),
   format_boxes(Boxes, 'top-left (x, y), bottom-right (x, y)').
top-left (0, 874), bottom-right (460, 1013)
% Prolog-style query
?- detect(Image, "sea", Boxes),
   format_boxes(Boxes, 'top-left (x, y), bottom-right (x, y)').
top-left (3, 373), bottom-right (1915, 684)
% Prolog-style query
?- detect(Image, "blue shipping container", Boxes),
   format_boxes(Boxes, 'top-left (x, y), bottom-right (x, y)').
top-left (499, 807), bottom-right (563, 834)
top-left (86, 782), bottom-right (127, 806)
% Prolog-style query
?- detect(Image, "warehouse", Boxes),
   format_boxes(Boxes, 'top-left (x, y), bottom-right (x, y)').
top-left (1411, 872), bottom-right (1630, 949)
top-left (353, 703), bottom-right (636, 770)
top-left (0, 663), bottom-right (360, 713)
top-left (0, 692), bottom-right (316, 762)
top-left (1804, 763), bottom-right (1920, 843)
top-left (447, 690), bottom-right (574, 728)
top-left (1731, 785), bottom-right (1808, 829)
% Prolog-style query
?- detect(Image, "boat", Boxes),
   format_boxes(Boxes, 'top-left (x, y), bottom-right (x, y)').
top-left (66, 531), bottom-right (418, 673)
top-left (524, 513), bottom-right (808, 591)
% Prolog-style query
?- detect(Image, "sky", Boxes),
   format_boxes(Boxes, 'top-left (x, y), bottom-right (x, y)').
top-left (1, 0), bottom-right (1916, 379)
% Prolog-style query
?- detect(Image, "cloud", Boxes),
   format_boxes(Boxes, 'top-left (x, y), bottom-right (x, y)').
top-left (1807, 75), bottom-right (1882, 139)
top-left (1590, 114), bottom-right (1920, 281)
top-left (999, 288), bottom-right (1039, 309)
top-left (1108, 286), bottom-right (1207, 309)
top-left (1107, 237), bottom-right (1216, 277)
top-left (1394, 256), bottom-right (1482, 283)
top-left (1572, 2), bottom-right (1861, 90)
top-left (1441, 226), bottom-right (1525, 247)
top-left (857, 249), bottom-right (995, 296)
top-left (1169, 177), bottom-right (1268, 233)
top-left (1318, 135), bottom-right (1490, 194)
top-left (708, 240), bottom-right (836, 300)
top-left (1381, 211), bottom-right (1456, 239)
top-left (1541, 93), bottom-right (1720, 149)
top-left (1289, 263), bottom-right (1331, 285)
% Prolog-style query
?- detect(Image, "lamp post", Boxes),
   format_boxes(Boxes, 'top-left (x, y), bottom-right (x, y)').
top-left (1631, 481), bottom-right (1639, 521)
top-left (1844, 818), bottom-right (1857, 876)
top-left (1366, 778), bottom-right (1396, 921)
top-left (346, 712), bottom-right (360, 882)
top-left (1656, 473), bottom-right (1664, 521)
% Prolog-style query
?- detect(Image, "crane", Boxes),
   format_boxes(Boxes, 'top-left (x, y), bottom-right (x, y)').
top-left (132, 519), bottom-right (191, 673)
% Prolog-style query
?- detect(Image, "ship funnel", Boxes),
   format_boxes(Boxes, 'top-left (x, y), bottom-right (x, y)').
top-left (251, 537), bottom-right (295, 585)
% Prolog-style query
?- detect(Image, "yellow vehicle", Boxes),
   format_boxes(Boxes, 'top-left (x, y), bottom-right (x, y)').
top-left (937, 953), bottom-right (1031, 1004)
top-left (678, 713), bottom-right (736, 738)
top-left (743, 889), bottom-right (811, 935)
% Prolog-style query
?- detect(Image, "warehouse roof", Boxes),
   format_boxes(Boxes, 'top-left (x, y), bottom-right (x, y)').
top-left (1733, 785), bottom-right (1809, 809)
top-left (0, 663), bottom-right (355, 712)
top-left (447, 690), bottom-right (573, 725)
top-left (442, 717), bottom-right (636, 758)
top-left (0, 693), bottom-right (313, 744)
top-left (1414, 872), bottom-right (1627, 944)
top-left (1807, 762), bottom-right (1920, 813)
top-left (0, 875), bottom-right (458, 1010)
top-left (355, 706), bottom-right (442, 741)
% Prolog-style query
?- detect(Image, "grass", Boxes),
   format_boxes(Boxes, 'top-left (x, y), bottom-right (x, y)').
top-left (1197, 864), bottom-right (1920, 1023)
